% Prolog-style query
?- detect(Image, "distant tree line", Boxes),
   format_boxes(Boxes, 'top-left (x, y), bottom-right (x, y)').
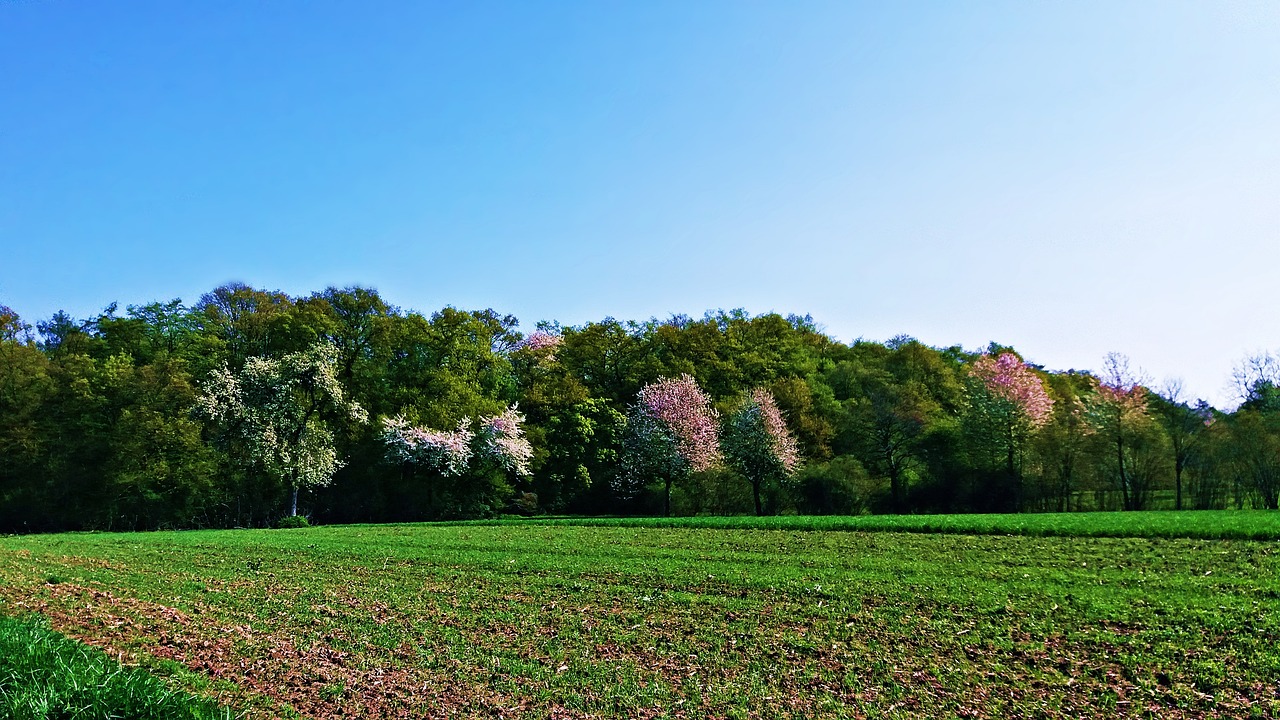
top-left (1, 284), bottom-right (1276, 532)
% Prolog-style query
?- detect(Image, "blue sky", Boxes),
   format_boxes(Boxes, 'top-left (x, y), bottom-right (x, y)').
top-left (2, 1), bottom-right (1278, 407)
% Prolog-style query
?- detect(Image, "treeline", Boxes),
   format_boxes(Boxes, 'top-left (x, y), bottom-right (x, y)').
top-left (1, 284), bottom-right (1277, 532)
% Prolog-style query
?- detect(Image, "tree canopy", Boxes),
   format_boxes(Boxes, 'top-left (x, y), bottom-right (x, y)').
top-left (0, 285), bottom-right (1274, 531)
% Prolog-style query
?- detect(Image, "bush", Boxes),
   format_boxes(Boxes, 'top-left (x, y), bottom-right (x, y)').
top-left (276, 515), bottom-right (311, 529)
top-left (794, 456), bottom-right (878, 515)
top-left (677, 468), bottom-right (754, 515)
top-left (509, 491), bottom-right (539, 515)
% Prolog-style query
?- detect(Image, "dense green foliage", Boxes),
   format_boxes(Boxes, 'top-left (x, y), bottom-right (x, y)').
top-left (1, 522), bottom-right (1275, 718)
top-left (1, 286), bottom-right (1277, 531)
top-left (0, 614), bottom-right (233, 720)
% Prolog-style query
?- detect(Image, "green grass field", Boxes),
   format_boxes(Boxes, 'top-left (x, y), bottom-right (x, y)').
top-left (450, 509), bottom-right (1280, 540)
top-left (2, 512), bottom-right (1278, 718)
top-left (0, 614), bottom-right (234, 720)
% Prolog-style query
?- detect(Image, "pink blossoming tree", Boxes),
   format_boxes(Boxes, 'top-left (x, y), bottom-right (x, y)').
top-left (381, 415), bottom-right (474, 477)
top-left (515, 331), bottom-right (563, 357)
top-left (964, 352), bottom-right (1053, 509)
top-left (722, 388), bottom-right (801, 515)
top-left (970, 353), bottom-right (1054, 426)
top-left (619, 374), bottom-right (720, 516)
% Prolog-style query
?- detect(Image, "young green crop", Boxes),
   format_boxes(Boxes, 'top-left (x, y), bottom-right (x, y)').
top-left (1, 518), bottom-right (1277, 718)
top-left (442, 508), bottom-right (1280, 540)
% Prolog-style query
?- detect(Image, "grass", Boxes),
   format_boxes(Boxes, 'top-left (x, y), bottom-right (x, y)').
top-left (1, 514), bottom-right (1278, 718)
top-left (449, 508), bottom-right (1280, 540)
top-left (0, 613), bottom-right (234, 720)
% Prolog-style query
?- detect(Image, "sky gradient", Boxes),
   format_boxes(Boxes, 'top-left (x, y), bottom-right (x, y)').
top-left (2, 1), bottom-right (1278, 407)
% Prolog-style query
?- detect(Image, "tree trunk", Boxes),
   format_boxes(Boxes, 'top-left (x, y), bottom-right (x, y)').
top-left (664, 477), bottom-right (672, 517)
top-left (752, 479), bottom-right (763, 517)
top-left (290, 486), bottom-right (299, 517)
top-left (1008, 444), bottom-right (1020, 512)
top-left (888, 460), bottom-right (903, 514)
top-left (1116, 434), bottom-right (1131, 510)
top-left (1175, 460), bottom-right (1184, 511)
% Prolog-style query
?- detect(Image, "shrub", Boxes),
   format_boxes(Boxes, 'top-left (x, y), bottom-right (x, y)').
top-left (794, 456), bottom-right (878, 515)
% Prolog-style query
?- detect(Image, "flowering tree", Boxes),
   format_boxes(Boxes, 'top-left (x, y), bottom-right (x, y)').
top-left (722, 388), bottom-right (801, 515)
top-left (964, 352), bottom-right (1053, 510)
top-left (970, 353), bottom-right (1054, 426)
top-left (619, 374), bottom-right (720, 516)
top-left (515, 330), bottom-right (563, 357)
top-left (197, 342), bottom-right (367, 518)
top-left (381, 405), bottom-right (532, 514)
top-left (1088, 353), bottom-right (1160, 511)
top-left (478, 406), bottom-right (534, 477)
top-left (381, 415), bottom-right (473, 477)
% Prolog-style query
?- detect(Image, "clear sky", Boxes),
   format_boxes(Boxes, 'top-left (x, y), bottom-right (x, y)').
top-left (2, 1), bottom-right (1277, 408)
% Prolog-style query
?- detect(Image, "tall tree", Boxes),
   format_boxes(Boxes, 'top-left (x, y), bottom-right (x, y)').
top-left (0, 307), bottom-right (57, 531)
top-left (537, 398), bottom-right (627, 512)
top-left (1224, 351), bottom-right (1280, 509)
top-left (558, 318), bottom-right (658, 407)
top-left (1222, 410), bottom-right (1280, 509)
top-left (1088, 353), bottom-right (1164, 511)
top-left (846, 375), bottom-right (934, 513)
top-left (1033, 373), bottom-right (1094, 511)
top-left (1151, 379), bottom-right (1211, 510)
top-left (304, 286), bottom-right (395, 385)
top-left (1232, 351), bottom-right (1280, 413)
top-left (193, 283), bottom-right (303, 370)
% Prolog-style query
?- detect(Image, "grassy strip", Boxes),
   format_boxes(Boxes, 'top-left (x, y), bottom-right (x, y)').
top-left (439, 508), bottom-right (1280, 540)
top-left (0, 614), bottom-right (236, 720)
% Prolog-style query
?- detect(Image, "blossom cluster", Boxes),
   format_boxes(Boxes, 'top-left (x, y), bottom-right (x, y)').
top-left (381, 415), bottom-right (474, 477)
top-left (479, 406), bottom-right (533, 477)
top-left (1092, 352), bottom-right (1151, 418)
top-left (747, 387), bottom-right (801, 475)
top-left (196, 342), bottom-right (365, 491)
top-left (516, 331), bottom-right (563, 354)
top-left (1096, 381), bottom-right (1148, 412)
top-left (381, 405), bottom-right (532, 478)
top-left (969, 353), bottom-right (1054, 427)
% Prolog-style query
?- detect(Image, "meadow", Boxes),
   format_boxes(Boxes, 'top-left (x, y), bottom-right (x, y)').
top-left (455, 509), bottom-right (1280, 540)
top-left (1, 512), bottom-right (1278, 718)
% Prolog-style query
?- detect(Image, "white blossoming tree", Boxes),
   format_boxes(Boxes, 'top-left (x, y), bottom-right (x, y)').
top-left (197, 342), bottom-right (367, 518)
top-left (381, 405), bottom-right (532, 516)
